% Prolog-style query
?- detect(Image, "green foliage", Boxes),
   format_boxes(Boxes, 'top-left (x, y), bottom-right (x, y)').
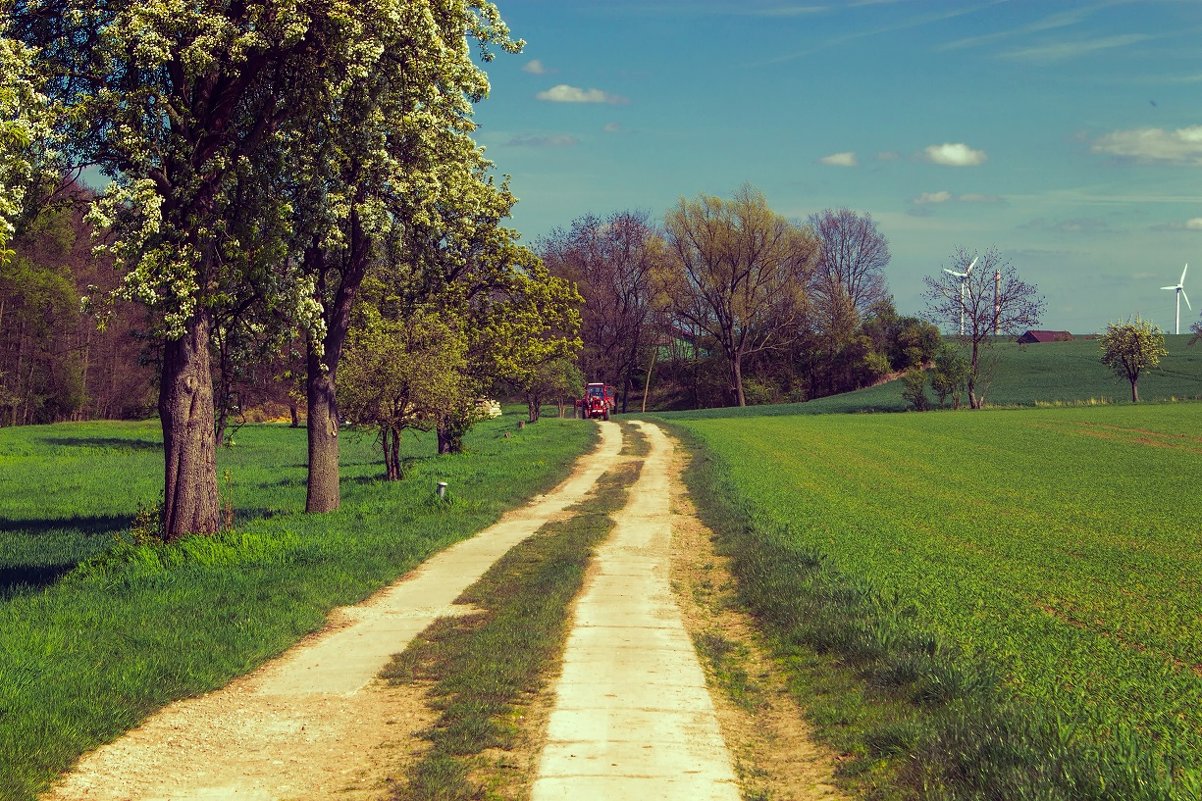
top-left (929, 343), bottom-right (969, 409)
top-left (900, 368), bottom-right (929, 411)
top-left (1100, 318), bottom-right (1168, 402)
top-left (0, 416), bottom-right (594, 801)
top-left (672, 404), bottom-right (1202, 798)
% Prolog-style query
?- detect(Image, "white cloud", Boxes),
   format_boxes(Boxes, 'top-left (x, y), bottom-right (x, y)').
top-left (911, 191), bottom-right (1004, 206)
top-left (536, 84), bottom-right (628, 105)
top-left (1188, 218), bottom-right (1202, 230)
top-left (603, 122), bottom-right (622, 133)
top-left (913, 190), bottom-right (952, 205)
top-left (819, 151), bottom-right (858, 167)
top-left (506, 134), bottom-right (579, 148)
top-left (1001, 34), bottom-right (1152, 65)
top-left (923, 142), bottom-right (987, 167)
top-left (1092, 125), bottom-right (1202, 165)
top-left (523, 59), bottom-right (549, 75)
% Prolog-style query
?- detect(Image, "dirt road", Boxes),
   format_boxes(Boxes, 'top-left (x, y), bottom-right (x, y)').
top-left (43, 423), bottom-right (623, 801)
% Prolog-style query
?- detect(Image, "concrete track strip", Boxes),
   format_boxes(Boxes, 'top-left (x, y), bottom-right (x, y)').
top-left (531, 421), bottom-right (740, 801)
top-left (44, 421), bottom-right (623, 801)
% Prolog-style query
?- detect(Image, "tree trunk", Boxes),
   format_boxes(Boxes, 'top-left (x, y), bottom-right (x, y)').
top-left (732, 355), bottom-right (746, 407)
top-left (641, 348), bottom-right (656, 413)
top-left (305, 349), bottom-right (340, 512)
top-left (1131, 378), bottom-right (1139, 403)
top-left (967, 340), bottom-right (982, 410)
top-left (159, 310), bottom-right (220, 539)
top-left (389, 425), bottom-right (401, 480)
top-left (527, 397), bottom-right (541, 423)
top-left (289, 401), bottom-right (299, 428)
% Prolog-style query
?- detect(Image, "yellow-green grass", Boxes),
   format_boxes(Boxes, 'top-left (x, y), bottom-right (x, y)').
top-left (672, 403), bottom-right (1202, 798)
top-left (0, 415), bottom-right (595, 801)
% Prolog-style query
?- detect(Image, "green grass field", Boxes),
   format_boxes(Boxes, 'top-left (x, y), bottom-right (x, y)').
top-left (671, 402), bottom-right (1202, 798)
top-left (0, 415), bottom-right (594, 801)
top-left (670, 335), bottom-right (1202, 419)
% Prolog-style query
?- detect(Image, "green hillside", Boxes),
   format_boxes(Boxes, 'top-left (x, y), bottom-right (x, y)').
top-left (660, 334), bottom-right (1202, 419)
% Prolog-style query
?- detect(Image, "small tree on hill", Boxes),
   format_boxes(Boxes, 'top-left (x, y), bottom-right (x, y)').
top-left (1100, 318), bottom-right (1166, 403)
top-left (923, 247), bottom-right (1044, 409)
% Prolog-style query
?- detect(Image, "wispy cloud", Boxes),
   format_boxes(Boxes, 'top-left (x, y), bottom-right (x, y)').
top-left (1001, 33), bottom-right (1152, 64)
top-left (1093, 125), bottom-right (1202, 165)
top-left (536, 84), bottom-right (629, 105)
top-left (603, 122), bottom-right (623, 133)
top-left (819, 151), bottom-right (858, 167)
top-left (940, 7), bottom-right (1092, 51)
top-left (1151, 217), bottom-right (1202, 232)
top-left (1020, 216), bottom-right (1111, 234)
top-left (506, 134), bottom-right (579, 148)
top-left (912, 190), bottom-right (1002, 205)
top-left (523, 59), bottom-right (550, 75)
top-left (761, 1), bottom-right (1006, 64)
top-left (922, 143), bottom-right (987, 167)
top-left (914, 191), bottom-right (952, 205)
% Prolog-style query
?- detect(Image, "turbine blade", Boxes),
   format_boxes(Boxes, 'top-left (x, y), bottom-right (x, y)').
top-left (966, 257), bottom-right (978, 275)
top-left (1182, 263), bottom-right (1189, 285)
top-left (1162, 285), bottom-right (1177, 290)
top-left (1183, 288), bottom-right (1192, 310)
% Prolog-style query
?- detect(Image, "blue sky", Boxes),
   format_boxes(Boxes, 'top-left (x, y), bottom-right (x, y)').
top-left (472, 0), bottom-right (1202, 334)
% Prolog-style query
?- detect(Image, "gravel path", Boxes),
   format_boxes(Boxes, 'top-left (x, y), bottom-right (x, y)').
top-left (531, 421), bottom-right (740, 801)
top-left (43, 422), bottom-right (623, 801)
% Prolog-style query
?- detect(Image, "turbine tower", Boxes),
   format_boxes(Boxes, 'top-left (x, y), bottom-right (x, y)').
top-left (1161, 263), bottom-right (1191, 335)
top-left (943, 256), bottom-right (977, 336)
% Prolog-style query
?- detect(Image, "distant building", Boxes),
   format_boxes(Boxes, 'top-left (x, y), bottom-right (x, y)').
top-left (1016, 330), bottom-right (1073, 344)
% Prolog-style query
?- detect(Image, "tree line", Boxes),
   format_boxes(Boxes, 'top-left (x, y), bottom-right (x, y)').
top-left (540, 187), bottom-right (970, 412)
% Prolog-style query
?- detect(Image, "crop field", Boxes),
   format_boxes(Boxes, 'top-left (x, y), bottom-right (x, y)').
top-left (672, 402), bottom-right (1202, 792)
top-left (674, 335), bottom-right (1202, 419)
top-left (0, 415), bottom-right (594, 801)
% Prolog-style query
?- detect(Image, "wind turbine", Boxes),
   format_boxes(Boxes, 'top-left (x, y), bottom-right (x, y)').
top-left (943, 256), bottom-right (977, 336)
top-left (1161, 263), bottom-right (1191, 335)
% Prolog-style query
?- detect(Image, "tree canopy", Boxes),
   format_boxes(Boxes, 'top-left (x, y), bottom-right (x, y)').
top-left (1100, 318), bottom-right (1166, 403)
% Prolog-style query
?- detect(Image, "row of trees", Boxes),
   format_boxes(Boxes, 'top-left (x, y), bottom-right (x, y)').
top-left (540, 187), bottom-right (1046, 412)
top-left (3, 1), bottom-right (582, 539)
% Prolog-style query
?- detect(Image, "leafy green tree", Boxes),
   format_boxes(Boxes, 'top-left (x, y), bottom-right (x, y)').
top-left (13, 0), bottom-right (387, 536)
top-left (288, 2), bottom-right (520, 512)
top-left (929, 343), bottom-right (969, 409)
top-left (0, 26), bottom-right (51, 261)
top-left (1100, 318), bottom-right (1167, 402)
top-left (518, 357), bottom-right (583, 423)
top-left (901, 368), bottom-right (930, 411)
top-left (484, 259), bottom-right (583, 423)
top-left (664, 185), bottom-right (818, 407)
top-left (339, 306), bottom-right (468, 480)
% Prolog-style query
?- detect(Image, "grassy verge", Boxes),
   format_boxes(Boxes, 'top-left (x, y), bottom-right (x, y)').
top-left (383, 459), bottom-right (640, 801)
top-left (671, 421), bottom-right (1201, 801)
top-left (0, 415), bottom-right (595, 801)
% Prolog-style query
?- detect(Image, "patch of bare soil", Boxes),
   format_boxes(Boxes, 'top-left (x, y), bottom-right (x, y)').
top-left (668, 441), bottom-right (847, 801)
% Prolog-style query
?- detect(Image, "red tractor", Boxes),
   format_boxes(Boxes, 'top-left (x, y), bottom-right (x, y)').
top-left (579, 382), bottom-right (616, 420)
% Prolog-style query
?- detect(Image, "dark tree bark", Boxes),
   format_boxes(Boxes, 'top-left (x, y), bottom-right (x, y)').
top-left (159, 310), bottom-right (220, 539)
top-left (305, 348), bottom-right (340, 512)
